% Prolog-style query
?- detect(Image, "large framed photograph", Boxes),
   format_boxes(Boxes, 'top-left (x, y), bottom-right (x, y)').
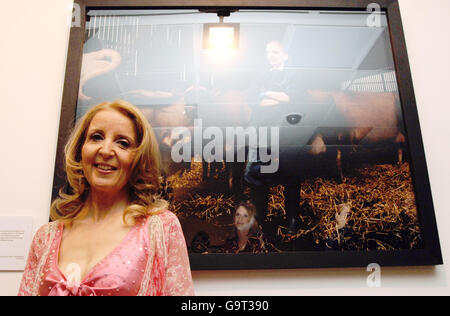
top-left (53, 0), bottom-right (442, 269)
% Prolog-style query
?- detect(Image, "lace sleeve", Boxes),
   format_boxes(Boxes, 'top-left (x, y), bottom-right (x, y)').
top-left (161, 212), bottom-right (195, 296)
top-left (17, 224), bottom-right (49, 296)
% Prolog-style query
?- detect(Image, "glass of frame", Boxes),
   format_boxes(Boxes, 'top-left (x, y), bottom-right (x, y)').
top-left (53, 0), bottom-right (442, 270)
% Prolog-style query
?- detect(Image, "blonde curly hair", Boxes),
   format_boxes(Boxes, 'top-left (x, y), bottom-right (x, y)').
top-left (50, 100), bottom-right (168, 225)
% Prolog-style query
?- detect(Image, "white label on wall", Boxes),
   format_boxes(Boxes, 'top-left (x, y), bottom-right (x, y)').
top-left (0, 216), bottom-right (33, 271)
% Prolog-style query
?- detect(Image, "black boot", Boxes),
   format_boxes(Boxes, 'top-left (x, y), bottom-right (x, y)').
top-left (250, 184), bottom-right (270, 234)
top-left (286, 216), bottom-right (300, 235)
top-left (284, 182), bottom-right (301, 234)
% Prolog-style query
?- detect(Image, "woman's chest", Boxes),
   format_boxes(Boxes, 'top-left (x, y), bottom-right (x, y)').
top-left (39, 221), bottom-right (153, 296)
top-left (58, 224), bottom-right (135, 281)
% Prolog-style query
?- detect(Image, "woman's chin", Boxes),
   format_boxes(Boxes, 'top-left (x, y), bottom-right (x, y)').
top-left (90, 182), bottom-right (126, 195)
top-left (236, 225), bottom-right (250, 233)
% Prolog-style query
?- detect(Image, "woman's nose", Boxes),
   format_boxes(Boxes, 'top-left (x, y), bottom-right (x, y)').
top-left (98, 139), bottom-right (114, 157)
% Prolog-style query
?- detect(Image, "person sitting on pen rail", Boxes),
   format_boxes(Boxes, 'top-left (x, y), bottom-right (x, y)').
top-left (18, 100), bottom-right (194, 296)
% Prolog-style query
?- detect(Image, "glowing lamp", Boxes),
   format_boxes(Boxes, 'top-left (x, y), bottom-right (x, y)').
top-left (203, 23), bottom-right (240, 49)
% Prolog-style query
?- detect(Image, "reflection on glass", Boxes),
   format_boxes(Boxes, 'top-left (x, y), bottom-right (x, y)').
top-left (76, 10), bottom-right (420, 254)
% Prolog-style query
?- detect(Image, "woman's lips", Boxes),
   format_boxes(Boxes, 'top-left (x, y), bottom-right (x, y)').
top-left (94, 163), bottom-right (117, 174)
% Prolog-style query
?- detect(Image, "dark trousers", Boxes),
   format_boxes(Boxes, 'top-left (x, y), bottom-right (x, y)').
top-left (250, 179), bottom-right (301, 226)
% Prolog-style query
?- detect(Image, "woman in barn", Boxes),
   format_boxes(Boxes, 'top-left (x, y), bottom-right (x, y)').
top-left (225, 201), bottom-right (267, 253)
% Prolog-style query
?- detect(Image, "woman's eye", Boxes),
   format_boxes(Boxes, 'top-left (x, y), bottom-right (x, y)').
top-left (90, 133), bottom-right (103, 141)
top-left (117, 139), bottom-right (130, 148)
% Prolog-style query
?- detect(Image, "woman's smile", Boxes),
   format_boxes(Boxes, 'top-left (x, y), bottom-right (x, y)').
top-left (94, 163), bottom-right (118, 173)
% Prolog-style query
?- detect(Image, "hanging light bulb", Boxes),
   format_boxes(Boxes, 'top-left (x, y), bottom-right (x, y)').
top-left (208, 25), bottom-right (235, 49)
top-left (203, 10), bottom-right (240, 50)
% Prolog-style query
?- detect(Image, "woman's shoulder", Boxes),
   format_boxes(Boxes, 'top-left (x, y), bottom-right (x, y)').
top-left (33, 221), bottom-right (61, 239)
top-left (144, 210), bottom-right (186, 247)
top-left (154, 209), bottom-right (178, 220)
top-left (146, 210), bottom-right (181, 228)
top-left (28, 221), bottom-right (61, 254)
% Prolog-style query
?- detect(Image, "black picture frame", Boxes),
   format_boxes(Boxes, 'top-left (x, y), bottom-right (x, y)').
top-left (53, 0), bottom-right (443, 270)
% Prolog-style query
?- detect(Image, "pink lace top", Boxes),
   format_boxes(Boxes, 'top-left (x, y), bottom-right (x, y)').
top-left (18, 211), bottom-right (194, 296)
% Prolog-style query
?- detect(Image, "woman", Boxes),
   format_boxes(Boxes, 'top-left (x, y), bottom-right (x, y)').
top-left (225, 202), bottom-right (266, 253)
top-left (18, 100), bottom-right (194, 296)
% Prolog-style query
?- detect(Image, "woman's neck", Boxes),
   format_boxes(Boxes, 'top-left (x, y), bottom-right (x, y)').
top-left (237, 229), bottom-right (249, 239)
top-left (237, 230), bottom-right (249, 250)
top-left (84, 189), bottom-right (129, 223)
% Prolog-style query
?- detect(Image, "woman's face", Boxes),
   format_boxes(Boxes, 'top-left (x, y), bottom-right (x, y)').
top-left (81, 108), bottom-right (137, 195)
top-left (234, 206), bottom-right (252, 231)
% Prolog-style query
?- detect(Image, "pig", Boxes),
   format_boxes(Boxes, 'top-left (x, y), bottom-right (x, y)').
top-left (307, 90), bottom-right (406, 182)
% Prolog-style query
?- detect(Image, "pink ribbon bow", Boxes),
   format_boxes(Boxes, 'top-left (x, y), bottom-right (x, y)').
top-left (48, 280), bottom-right (97, 296)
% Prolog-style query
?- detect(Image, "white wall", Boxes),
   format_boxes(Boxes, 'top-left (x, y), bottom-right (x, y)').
top-left (0, 0), bottom-right (449, 296)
